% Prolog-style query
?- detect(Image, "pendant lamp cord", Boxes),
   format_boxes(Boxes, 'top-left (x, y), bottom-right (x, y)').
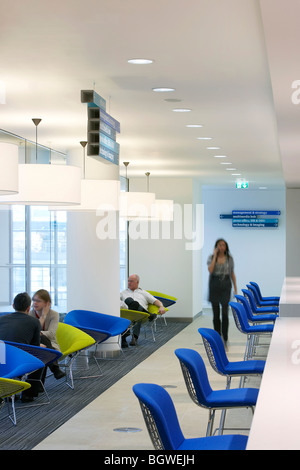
top-left (32, 118), bottom-right (42, 163)
top-left (80, 141), bottom-right (87, 179)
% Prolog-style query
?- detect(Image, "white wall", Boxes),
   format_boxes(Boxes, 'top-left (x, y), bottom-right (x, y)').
top-left (201, 186), bottom-right (286, 305)
top-left (286, 189), bottom-right (300, 276)
top-left (128, 177), bottom-right (202, 321)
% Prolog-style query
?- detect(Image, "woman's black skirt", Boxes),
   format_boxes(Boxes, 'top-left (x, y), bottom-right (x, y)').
top-left (209, 274), bottom-right (232, 304)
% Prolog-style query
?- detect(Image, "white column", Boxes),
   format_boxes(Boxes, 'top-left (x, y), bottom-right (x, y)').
top-left (66, 149), bottom-right (121, 356)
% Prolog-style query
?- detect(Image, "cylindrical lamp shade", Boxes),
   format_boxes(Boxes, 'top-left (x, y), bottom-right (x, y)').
top-left (48, 179), bottom-right (120, 211)
top-left (120, 192), bottom-right (156, 220)
top-left (0, 164), bottom-right (81, 205)
top-left (0, 143), bottom-right (19, 194)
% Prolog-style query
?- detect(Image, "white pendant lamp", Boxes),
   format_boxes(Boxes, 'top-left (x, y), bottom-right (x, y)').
top-left (0, 163), bottom-right (82, 205)
top-left (119, 163), bottom-right (156, 220)
top-left (0, 143), bottom-right (19, 194)
top-left (49, 178), bottom-right (120, 211)
top-left (120, 191), bottom-right (155, 220)
top-left (0, 119), bottom-right (82, 206)
top-left (49, 141), bottom-right (120, 212)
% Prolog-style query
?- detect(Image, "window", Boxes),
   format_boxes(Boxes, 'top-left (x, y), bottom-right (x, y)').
top-left (9, 205), bottom-right (67, 311)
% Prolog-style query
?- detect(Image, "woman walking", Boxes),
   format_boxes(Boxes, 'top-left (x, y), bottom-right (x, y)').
top-left (207, 239), bottom-right (237, 349)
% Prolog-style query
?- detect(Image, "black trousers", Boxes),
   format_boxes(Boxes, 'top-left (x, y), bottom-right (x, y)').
top-left (124, 297), bottom-right (149, 338)
top-left (211, 302), bottom-right (229, 342)
top-left (22, 334), bottom-right (56, 398)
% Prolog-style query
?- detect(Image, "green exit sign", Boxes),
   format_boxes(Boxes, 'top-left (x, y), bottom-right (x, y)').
top-left (236, 181), bottom-right (249, 189)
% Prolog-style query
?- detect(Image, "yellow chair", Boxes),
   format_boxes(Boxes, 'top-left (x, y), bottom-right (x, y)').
top-left (0, 377), bottom-right (31, 425)
top-left (56, 322), bottom-right (95, 389)
top-left (146, 291), bottom-right (177, 307)
top-left (147, 291), bottom-right (176, 326)
top-left (120, 309), bottom-right (156, 342)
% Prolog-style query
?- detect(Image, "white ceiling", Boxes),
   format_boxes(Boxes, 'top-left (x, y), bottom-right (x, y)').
top-left (0, 0), bottom-right (298, 189)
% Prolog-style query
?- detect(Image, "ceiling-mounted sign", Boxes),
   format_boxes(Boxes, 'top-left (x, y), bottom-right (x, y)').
top-left (81, 90), bottom-right (120, 165)
top-left (220, 210), bottom-right (281, 228)
top-left (235, 181), bottom-right (249, 189)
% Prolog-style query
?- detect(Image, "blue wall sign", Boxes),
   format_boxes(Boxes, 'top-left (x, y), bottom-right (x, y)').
top-left (220, 210), bottom-right (281, 228)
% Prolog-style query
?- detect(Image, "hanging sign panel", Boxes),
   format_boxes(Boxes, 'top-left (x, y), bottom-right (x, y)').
top-left (220, 210), bottom-right (281, 228)
top-left (81, 90), bottom-right (120, 165)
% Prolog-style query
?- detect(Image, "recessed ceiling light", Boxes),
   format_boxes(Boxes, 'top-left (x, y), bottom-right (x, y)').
top-left (152, 87), bottom-right (175, 92)
top-left (207, 146), bottom-right (220, 150)
top-left (220, 162), bottom-right (232, 165)
top-left (226, 168), bottom-right (237, 170)
top-left (164, 98), bottom-right (182, 102)
top-left (231, 173), bottom-right (241, 176)
top-left (173, 108), bottom-right (192, 112)
top-left (127, 58), bottom-right (154, 64)
top-left (213, 155), bottom-right (227, 158)
top-left (197, 137), bottom-right (212, 140)
top-left (186, 124), bottom-right (203, 128)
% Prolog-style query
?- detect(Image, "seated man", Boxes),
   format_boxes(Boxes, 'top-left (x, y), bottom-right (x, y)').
top-left (120, 274), bottom-right (166, 346)
top-left (0, 292), bottom-right (44, 402)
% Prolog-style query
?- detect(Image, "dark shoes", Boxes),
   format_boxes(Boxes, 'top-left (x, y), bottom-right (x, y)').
top-left (129, 335), bottom-right (138, 346)
top-left (49, 364), bottom-right (66, 380)
top-left (21, 395), bottom-right (34, 403)
top-left (148, 313), bottom-right (157, 322)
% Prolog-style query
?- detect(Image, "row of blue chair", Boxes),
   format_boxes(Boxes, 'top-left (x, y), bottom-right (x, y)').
top-left (133, 327), bottom-right (261, 451)
top-left (230, 281), bottom-right (279, 360)
top-left (132, 281), bottom-right (277, 451)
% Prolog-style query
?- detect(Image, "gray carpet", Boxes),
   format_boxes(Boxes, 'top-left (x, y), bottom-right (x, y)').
top-left (0, 320), bottom-right (188, 450)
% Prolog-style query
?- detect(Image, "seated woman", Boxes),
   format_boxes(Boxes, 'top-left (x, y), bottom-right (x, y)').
top-left (30, 289), bottom-right (65, 379)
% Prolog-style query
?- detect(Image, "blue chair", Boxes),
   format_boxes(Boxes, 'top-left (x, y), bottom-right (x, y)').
top-left (175, 348), bottom-right (258, 436)
top-left (242, 289), bottom-right (279, 314)
top-left (249, 281), bottom-right (280, 305)
top-left (246, 284), bottom-right (278, 307)
top-left (235, 295), bottom-right (278, 324)
top-left (0, 343), bottom-right (44, 424)
top-left (133, 383), bottom-right (248, 450)
top-left (198, 328), bottom-right (265, 388)
top-left (4, 341), bottom-right (62, 405)
top-left (0, 343), bottom-right (44, 379)
top-left (230, 301), bottom-right (273, 360)
top-left (64, 310), bottom-right (131, 372)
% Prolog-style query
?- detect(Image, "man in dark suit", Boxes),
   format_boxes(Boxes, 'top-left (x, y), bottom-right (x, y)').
top-left (0, 292), bottom-right (41, 345)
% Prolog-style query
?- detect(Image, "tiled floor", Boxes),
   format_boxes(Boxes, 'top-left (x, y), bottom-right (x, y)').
top-left (34, 311), bottom-right (267, 450)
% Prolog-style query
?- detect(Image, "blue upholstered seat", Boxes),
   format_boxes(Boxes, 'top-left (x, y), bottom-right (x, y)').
top-left (175, 348), bottom-right (258, 436)
top-left (198, 327), bottom-right (265, 388)
top-left (133, 383), bottom-right (248, 450)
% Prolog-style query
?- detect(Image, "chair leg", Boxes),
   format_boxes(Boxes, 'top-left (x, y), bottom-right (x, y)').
top-left (206, 409), bottom-right (216, 436)
top-left (63, 352), bottom-right (79, 389)
top-left (7, 395), bottom-right (17, 426)
top-left (226, 376), bottom-right (231, 389)
top-left (239, 375), bottom-right (246, 388)
top-left (16, 379), bottom-right (51, 408)
top-left (218, 408), bottom-right (227, 435)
